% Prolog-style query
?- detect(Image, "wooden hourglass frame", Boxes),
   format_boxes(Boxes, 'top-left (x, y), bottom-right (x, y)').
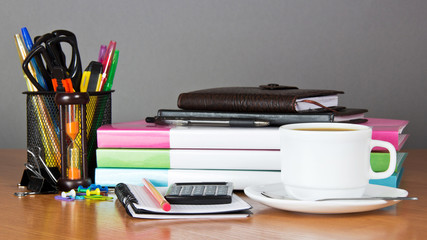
top-left (55, 92), bottom-right (91, 191)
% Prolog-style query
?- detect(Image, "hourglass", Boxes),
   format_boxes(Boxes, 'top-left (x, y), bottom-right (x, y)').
top-left (66, 104), bottom-right (80, 180)
top-left (55, 92), bottom-right (91, 191)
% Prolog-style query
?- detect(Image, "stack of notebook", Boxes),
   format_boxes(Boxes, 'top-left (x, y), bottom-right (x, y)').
top-left (94, 85), bottom-right (409, 189)
top-left (95, 120), bottom-right (282, 190)
top-left (95, 118), bottom-right (408, 189)
top-left (362, 118), bottom-right (409, 187)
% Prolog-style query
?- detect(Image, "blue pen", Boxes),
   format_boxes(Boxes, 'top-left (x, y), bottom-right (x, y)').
top-left (21, 27), bottom-right (48, 91)
top-left (21, 28), bottom-right (60, 137)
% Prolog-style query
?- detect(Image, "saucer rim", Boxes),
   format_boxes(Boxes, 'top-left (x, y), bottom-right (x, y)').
top-left (243, 182), bottom-right (408, 214)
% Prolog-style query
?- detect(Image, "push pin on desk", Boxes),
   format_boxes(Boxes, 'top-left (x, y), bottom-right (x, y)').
top-left (61, 189), bottom-right (76, 198)
top-left (86, 188), bottom-right (101, 196)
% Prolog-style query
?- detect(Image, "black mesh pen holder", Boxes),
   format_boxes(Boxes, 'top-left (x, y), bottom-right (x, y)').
top-left (24, 91), bottom-right (113, 182)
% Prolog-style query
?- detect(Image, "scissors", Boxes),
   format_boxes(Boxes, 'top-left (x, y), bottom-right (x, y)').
top-left (22, 30), bottom-right (82, 92)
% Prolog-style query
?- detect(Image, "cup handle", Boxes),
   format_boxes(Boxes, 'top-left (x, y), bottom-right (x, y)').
top-left (369, 140), bottom-right (397, 179)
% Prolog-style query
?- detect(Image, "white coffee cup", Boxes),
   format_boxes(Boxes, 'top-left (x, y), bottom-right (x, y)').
top-left (279, 123), bottom-right (396, 201)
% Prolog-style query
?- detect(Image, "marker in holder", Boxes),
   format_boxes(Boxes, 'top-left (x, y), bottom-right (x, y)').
top-left (55, 92), bottom-right (91, 191)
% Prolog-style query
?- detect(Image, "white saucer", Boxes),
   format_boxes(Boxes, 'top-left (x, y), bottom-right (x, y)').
top-left (244, 183), bottom-right (408, 214)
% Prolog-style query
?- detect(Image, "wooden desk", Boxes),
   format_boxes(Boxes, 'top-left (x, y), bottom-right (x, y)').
top-left (1, 149), bottom-right (426, 239)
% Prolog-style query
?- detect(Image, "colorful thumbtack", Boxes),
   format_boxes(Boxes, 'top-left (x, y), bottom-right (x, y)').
top-left (61, 189), bottom-right (76, 199)
top-left (86, 188), bottom-right (101, 196)
top-left (90, 184), bottom-right (108, 193)
top-left (77, 185), bottom-right (108, 193)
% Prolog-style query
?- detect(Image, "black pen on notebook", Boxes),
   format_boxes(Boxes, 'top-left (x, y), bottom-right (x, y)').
top-left (145, 117), bottom-right (270, 127)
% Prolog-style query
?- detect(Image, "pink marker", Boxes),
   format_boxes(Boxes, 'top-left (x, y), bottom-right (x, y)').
top-left (98, 45), bottom-right (107, 63)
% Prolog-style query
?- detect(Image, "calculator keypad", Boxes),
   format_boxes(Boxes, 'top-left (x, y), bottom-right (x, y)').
top-left (165, 182), bottom-right (233, 204)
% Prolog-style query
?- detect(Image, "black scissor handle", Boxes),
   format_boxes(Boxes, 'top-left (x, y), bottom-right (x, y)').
top-left (33, 33), bottom-right (57, 83)
top-left (46, 36), bottom-right (82, 91)
top-left (52, 29), bottom-right (77, 40)
top-left (34, 30), bottom-right (76, 68)
top-left (49, 30), bottom-right (77, 69)
top-left (22, 45), bottom-right (54, 92)
top-left (33, 32), bottom-right (55, 46)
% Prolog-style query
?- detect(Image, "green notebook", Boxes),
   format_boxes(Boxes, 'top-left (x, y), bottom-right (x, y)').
top-left (370, 152), bottom-right (407, 173)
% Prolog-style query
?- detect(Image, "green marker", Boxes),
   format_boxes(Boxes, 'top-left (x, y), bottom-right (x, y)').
top-left (103, 49), bottom-right (119, 91)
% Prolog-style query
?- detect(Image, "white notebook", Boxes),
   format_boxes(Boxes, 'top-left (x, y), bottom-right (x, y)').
top-left (115, 183), bottom-right (252, 219)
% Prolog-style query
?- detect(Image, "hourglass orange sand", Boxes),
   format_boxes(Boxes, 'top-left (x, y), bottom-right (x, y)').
top-left (66, 105), bottom-right (81, 180)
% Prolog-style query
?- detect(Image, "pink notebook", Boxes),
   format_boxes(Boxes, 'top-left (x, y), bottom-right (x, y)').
top-left (97, 120), bottom-right (280, 150)
top-left (97, 118), bottom-right (408, 151)
top-left (97, 120), bottom-right (172, 148)
top-left (360, 118), bottom-right (409, 151)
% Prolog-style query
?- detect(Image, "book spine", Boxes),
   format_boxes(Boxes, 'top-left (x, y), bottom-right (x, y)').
top-left (96, 148), bottom-right (281, 170)
top-left (369, 168), bottom-right (404, 188)
top-left (97, 149), bottom-right (171, 168)
top-left (360, 118), bottom-right (409, 151)
top-left (95, 168), bottom-right (281, 190)
top-left (370, 152), bottom-right (407, 173)
top-left (97, 128), bottom-right (171, 148)
top-left (177, 93), bottom-right (299, 113)
top-left (97, 123), bottom-right (280, 149)
top-left (371, 131), bottom-right (399, 151)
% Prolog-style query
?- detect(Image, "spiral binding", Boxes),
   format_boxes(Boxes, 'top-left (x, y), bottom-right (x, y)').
top-left (115, 183), bottom-right (138, 216)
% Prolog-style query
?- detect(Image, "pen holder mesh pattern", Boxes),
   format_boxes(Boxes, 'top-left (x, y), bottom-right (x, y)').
top-left (25, 91), bottom-right (113, 180)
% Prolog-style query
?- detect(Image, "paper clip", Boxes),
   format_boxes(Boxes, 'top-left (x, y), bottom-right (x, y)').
top-left (84, 195), bottom-right (113, 201)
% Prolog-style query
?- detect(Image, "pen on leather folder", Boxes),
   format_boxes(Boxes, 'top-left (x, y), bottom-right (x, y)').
top-left (145, 117), bottom-right (270, 127)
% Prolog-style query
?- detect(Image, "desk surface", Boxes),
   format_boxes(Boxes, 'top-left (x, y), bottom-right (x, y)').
top-left (1, 149), bottom-right (426, 239)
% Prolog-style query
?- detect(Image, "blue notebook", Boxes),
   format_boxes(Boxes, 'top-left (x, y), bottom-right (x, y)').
top-left (369, 168), bottom-right (404, 188)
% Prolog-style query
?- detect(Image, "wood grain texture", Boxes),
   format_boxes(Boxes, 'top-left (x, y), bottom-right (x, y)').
top-left (0, 149), bottom-right (426, 239)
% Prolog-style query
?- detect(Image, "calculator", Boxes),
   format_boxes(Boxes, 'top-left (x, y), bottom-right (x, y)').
top-left (164, 182), bottom-right (234, 204)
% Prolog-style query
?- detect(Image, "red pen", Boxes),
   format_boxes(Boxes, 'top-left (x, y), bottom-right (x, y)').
top-left (97, 41), bottom-right (116, 91)
top-left (142, 178), bottom-right (171, 211)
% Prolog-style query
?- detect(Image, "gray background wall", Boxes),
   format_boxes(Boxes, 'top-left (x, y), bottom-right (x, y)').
top-left (1, 0), bottom-right (426, 149)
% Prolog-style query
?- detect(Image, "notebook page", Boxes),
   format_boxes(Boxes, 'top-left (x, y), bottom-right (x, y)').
top-left (127, 205), bottom-right (251, 219)
top-left (127, 184), bottom-right (251, 214)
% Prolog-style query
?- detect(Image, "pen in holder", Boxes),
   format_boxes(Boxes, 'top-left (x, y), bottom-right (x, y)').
top-left (55, 92), bottom-right (91, 191)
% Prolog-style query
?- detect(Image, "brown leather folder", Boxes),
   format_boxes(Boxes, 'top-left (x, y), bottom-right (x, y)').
top-left (177, 84), bottom-right (344, 113)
